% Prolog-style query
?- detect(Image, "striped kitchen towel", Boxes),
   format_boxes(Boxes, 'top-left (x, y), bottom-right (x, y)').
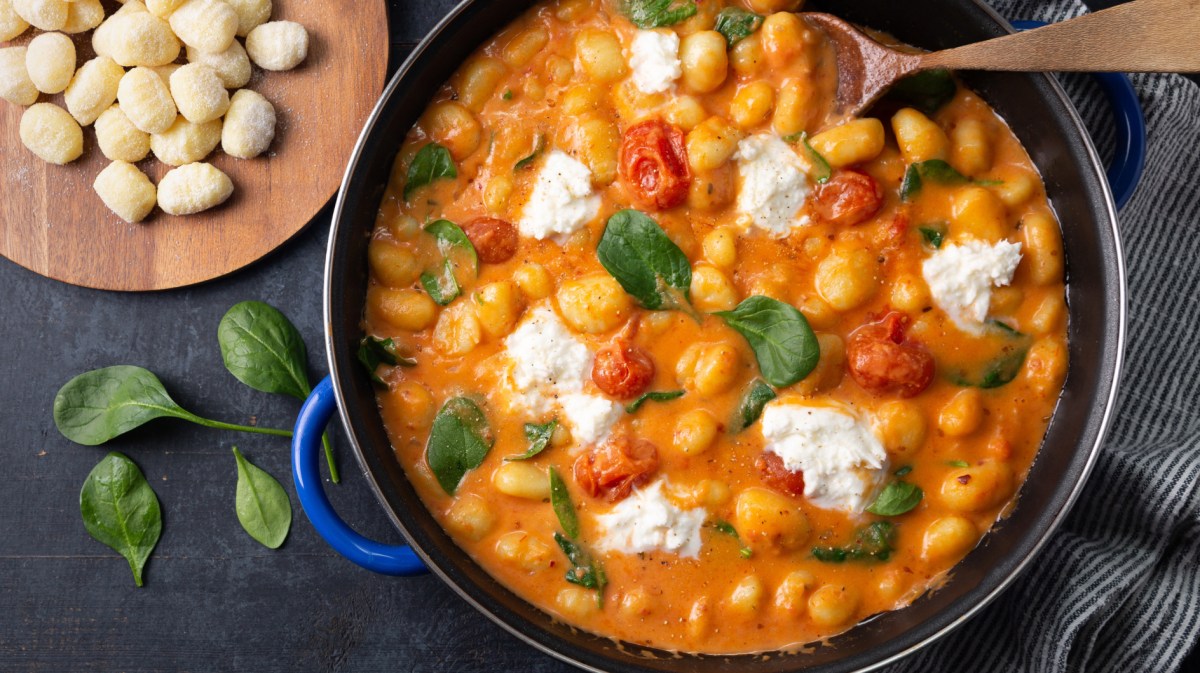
top-left (885, 1), bottom-right (1200, 671)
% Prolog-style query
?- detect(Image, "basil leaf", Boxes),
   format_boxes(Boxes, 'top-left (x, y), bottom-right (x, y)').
top-left (715, 296), bottom-right (820, 388)
top-left (619, 0), bottom-right (697, 28)
top-left (890, 68), bottom-right (957, 115)
top-left (866, 481), bottom-right (923, 517)
top-left (404, 143), bottom-right (457, 201)
top-left (507, 419), bottom-right (558, 461)
top-left (549, 466), bottom-right (580, 539)
top-left (919, 225), bottom-right (945, 249)
top-left (713, 7), bottom-right (762, 46)
top-left (426, 397), bottom-right (494, 494)
top-left (218, 301), bottom-right (310, 400)
top-left (232, 447), bottom-right (292, 549)
top-left (901, 160), bottom-right (970, 201)
top-left (514, 134), bottom-right (544, 171)
top-left (80, 452), bottom-right (162, 587)
top-left (731, 379), bottom-right (775, 433)
top-left (800, 133), bottom-right (832, 184)
top-left (554, 532), bottom-right (608, 600)
top-left (625, 389), bottom-right (685, 414)
top-left (597, 209), bottom-right (693, 311)
top-left (812, 521), bottom-right (896, 563)
top-left (357, 336), bottom-right (415, 385)
top-left (894, 465), bottom-right (913, 477)
top-left (425, 219), bottom-right (479, 273)
top-left (420, 259), bottom-right (461, 306)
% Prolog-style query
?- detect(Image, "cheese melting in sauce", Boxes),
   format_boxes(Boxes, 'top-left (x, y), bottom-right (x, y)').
top-left (922, 239), bottom-right (1023, 333)
top-left (593, 479), bottom-right (706, 558)
top-left (518, 150), bottom-right (602, 241)
top-left (734, 134), bottom-right (813, 235)
top-left (628, 30), bottom-right (681, 94)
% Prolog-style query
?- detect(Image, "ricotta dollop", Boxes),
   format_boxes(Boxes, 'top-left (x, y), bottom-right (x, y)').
top-left (760, 402), bottom-right (888, 513)
top-left (503, 307), bottom-right (620, 444)
top-left (734, 134), bottom-right (812, 235)
top-left (922, 239), bottom-right (1023, 332)
top-left (519, 150), bottom-right (601, 241)
top-left (628, 30), bottom-right (681, 94)
top-left (593, 480), bottom-right (706, 558)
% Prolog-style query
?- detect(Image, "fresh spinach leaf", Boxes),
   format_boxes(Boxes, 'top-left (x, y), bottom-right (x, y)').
top-left (713, 7), bottom-right (762, 46)
top-left (404, 143), bottom-right (457, 201)
top-left (232, 447), bottom-right (292, 549)
top-left (715, 296), bottom-right (820, 388)
top-left (919, 224), bottom-right (946, 249)
top-left (619, 0), bottom-right (697, 28)
top-left (80, 452), bottom-right (162, 587)
top-left (625, 390), bottom-right (685, 414)
top-left (866, 481), bottom-right (923, 517)
top-left (425, 219), bottom-right (479, 273)
top-left (514, 134), bottom-right (545, 171)
top-left (597, 209), bottom-right (693, 312)
top-left (812, 521), bottom-right (896, 563)
top-left (218, 301), bottom-right (338, 484)
top-left (732, 379), bottom-right (776, 433)
top-left (420, 259), bottom-right (462, 306)
top-left (947, 460), bottom-right (969, 468)
top-left (901, 160), bottom-right (971, 201)
top-left (977, 347), bottom-right (1029, 388)
top-left (53, 366), bottom-right (292, 446)
top-left (426, 397), bottom-right (494, 494)
top-left (357, 336), bottom-right (416, 385)
top-left (894, 465), bottom-right (913, 477)
top-left (800, 133), bottom-right (832, 184)
top-left (507, 419), bottom-right (558, 461)
top-left (889, 69), bottom-right (957, 115)
top-left (709, 520), bottom-right (753, 558)
top-left (554, 532), bottom-right (608, 597)
top-left (549, 466), bottom-right (580, 539)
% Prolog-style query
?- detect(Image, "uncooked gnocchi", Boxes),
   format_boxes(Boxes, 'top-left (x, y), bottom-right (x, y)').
top-left (169, 0), bottom-right (238, 54)
top-left (92, 9), bottom-right (180, 67)
top-left (11, 0), bottom-right (67, 32)
top-left (245, 20), bottom-right (307, 71)
top-left (0, 46), bottom-right (37, 106)
top-left (25, 31), bottom-right (75, 95)
top-left (169, 62), bottom-right (229, 123)
top-left (186, 41), bottom-right (251, 89)
top-left (20, 102), bottom-right (83, 164)
top-left (64, 55), bottom-right (123, 125)
top-left (221, 88), bottom-right (275, 158)
top-left (157, 162), bottom-right (234, 215)
top-left (94, 160), bottom-right (157, 223)
top-left (150, 116), bottom-right (222, 166)
top-left (0, 0), bottom-right (30, 42)
top-left (117, 66), bottom-right (177, 133)
top-left (62, 0), bottom-right (105, 35)
top-left (95, 105), bottom-right (151, 163)
top-left (225, 0), bottom-right (270, 37)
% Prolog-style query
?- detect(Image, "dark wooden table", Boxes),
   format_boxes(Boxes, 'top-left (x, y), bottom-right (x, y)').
top-left (1, 1), bottom-right (1195, 672)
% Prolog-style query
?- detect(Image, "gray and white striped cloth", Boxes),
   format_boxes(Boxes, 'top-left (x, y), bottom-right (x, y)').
top-left (886, 1), bottom-right (1200, 671)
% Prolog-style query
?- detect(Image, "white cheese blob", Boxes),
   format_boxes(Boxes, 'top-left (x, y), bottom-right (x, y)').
top-left (518, 149), bottom-right (601, 241)
top-left (922, 240), bottom-right (1023, 332)
top-left (594, 480), bottom-right (706, 558)
top-left (502, 307), bottom-right (620, 444)
top-left (628, 29), bottom-right (680, 94)
top-left (734, 134), bottom-right (813, 235)
top-left (760, 402), bottom-right (888, 513)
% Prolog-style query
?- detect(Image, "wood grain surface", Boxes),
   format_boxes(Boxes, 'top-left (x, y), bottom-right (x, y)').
top-left (0, 0), bottom-right (389, 292)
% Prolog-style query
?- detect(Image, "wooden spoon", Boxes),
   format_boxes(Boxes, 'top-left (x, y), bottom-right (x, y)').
top-left (804, 0), bottom-right (1200, 117)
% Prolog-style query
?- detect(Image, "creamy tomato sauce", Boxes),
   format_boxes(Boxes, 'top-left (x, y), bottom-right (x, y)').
top-left (362, 0), bottom-right (1068, 655)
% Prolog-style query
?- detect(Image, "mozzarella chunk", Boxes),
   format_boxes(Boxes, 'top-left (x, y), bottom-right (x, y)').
top-left (734, 133), bottom-right (812, 235)
top-left (922, 240), bottom-right (1023, 332)
top-left (628, 29), bottom-right (680, 95)
top-left (518, 149), bottom-right (601, 240)
top-left (594, 480), bottom-right (706, 558)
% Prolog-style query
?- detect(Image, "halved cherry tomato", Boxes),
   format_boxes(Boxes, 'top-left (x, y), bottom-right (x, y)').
top-left (846, 311), bottom-right (935, 397)
top-left (592, 340), bottom-right (655, 399)
top-left (756, 451), bottom-right (806, 499)
top-left (461, 216), bottom-right (518, 263)
top-left (814, 170), bottom-right (883, 227)
top-left (619, 119), bottom-right (690, 210)
top-left (574, 435), bottom-right (659, 502)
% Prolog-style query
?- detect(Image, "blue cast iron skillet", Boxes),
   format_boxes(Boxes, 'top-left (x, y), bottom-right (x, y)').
top-left (294, 1), bottom-right (1138, 670)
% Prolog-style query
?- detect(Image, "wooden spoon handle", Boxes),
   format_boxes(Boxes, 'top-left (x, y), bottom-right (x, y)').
top-left (922, 0), bottom-right (1200, 72)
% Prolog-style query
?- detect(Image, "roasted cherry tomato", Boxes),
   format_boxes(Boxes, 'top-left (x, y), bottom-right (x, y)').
top-left (592, 340), bottom-right (655, 399)
top-left (574, 435), bottom-right (659, 502)
top-left (814, 170), bottom-right (883, 227)
top-left (619, 119), bottom-right (690, 210)
top-left (846, 311), bottom-right (935, 397)
top-left (756, 451), bottom-right (806, 499)
top-left (461, 216), bottom-right (518, 263)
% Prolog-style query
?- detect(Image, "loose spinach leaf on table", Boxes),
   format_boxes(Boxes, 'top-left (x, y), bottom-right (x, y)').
top-left (715, 296), bottom-right (820, 388)
top-left (232, 447), bottom-right (292, 549)
top-left (812, 521), bottom-right (896, 563)
top-left (625, 389), bottom-right (685, 414)
top-left (866, 481), bottom-right (923, 517)
top-left (619, 0), bottom-right (697, 28)
top-left (357, 336), bottom-right (416, 386)
top-left (80, 452), bottom-right (162, 587)
top-left (731, 378), bottom-right (776, 433)
top-left (53, 365), bottom-right (292, 446)
top-left (597, 209), bottom-right (693, 313)
top-left (889, 69), bottom-right (957, 115)
top-left (218, 301), bottom-right (338, 483)
top-left (426, 397), bottom-right (494, 495)
top-left (714, 7), bottom-right (762, 46)
top-left (404, 143), bottom-right (457, 201)
top-left (506, 419), bottom-right (558, 461)
top-left (549, 466), bottom-right (580, 539)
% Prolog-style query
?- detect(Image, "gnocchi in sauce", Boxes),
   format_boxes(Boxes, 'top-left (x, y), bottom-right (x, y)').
top-left (364, 0), bottom-right (1068, 654)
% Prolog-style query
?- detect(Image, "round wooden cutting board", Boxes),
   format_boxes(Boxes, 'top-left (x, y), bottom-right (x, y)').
top-left (0, 1), bottom-right (389, 291)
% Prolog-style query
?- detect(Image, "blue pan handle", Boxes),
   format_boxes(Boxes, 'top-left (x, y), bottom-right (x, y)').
top-left (292, 376), bottom-right (428, 575)
top-left (1011, 20), bottom-right (1146, 210)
